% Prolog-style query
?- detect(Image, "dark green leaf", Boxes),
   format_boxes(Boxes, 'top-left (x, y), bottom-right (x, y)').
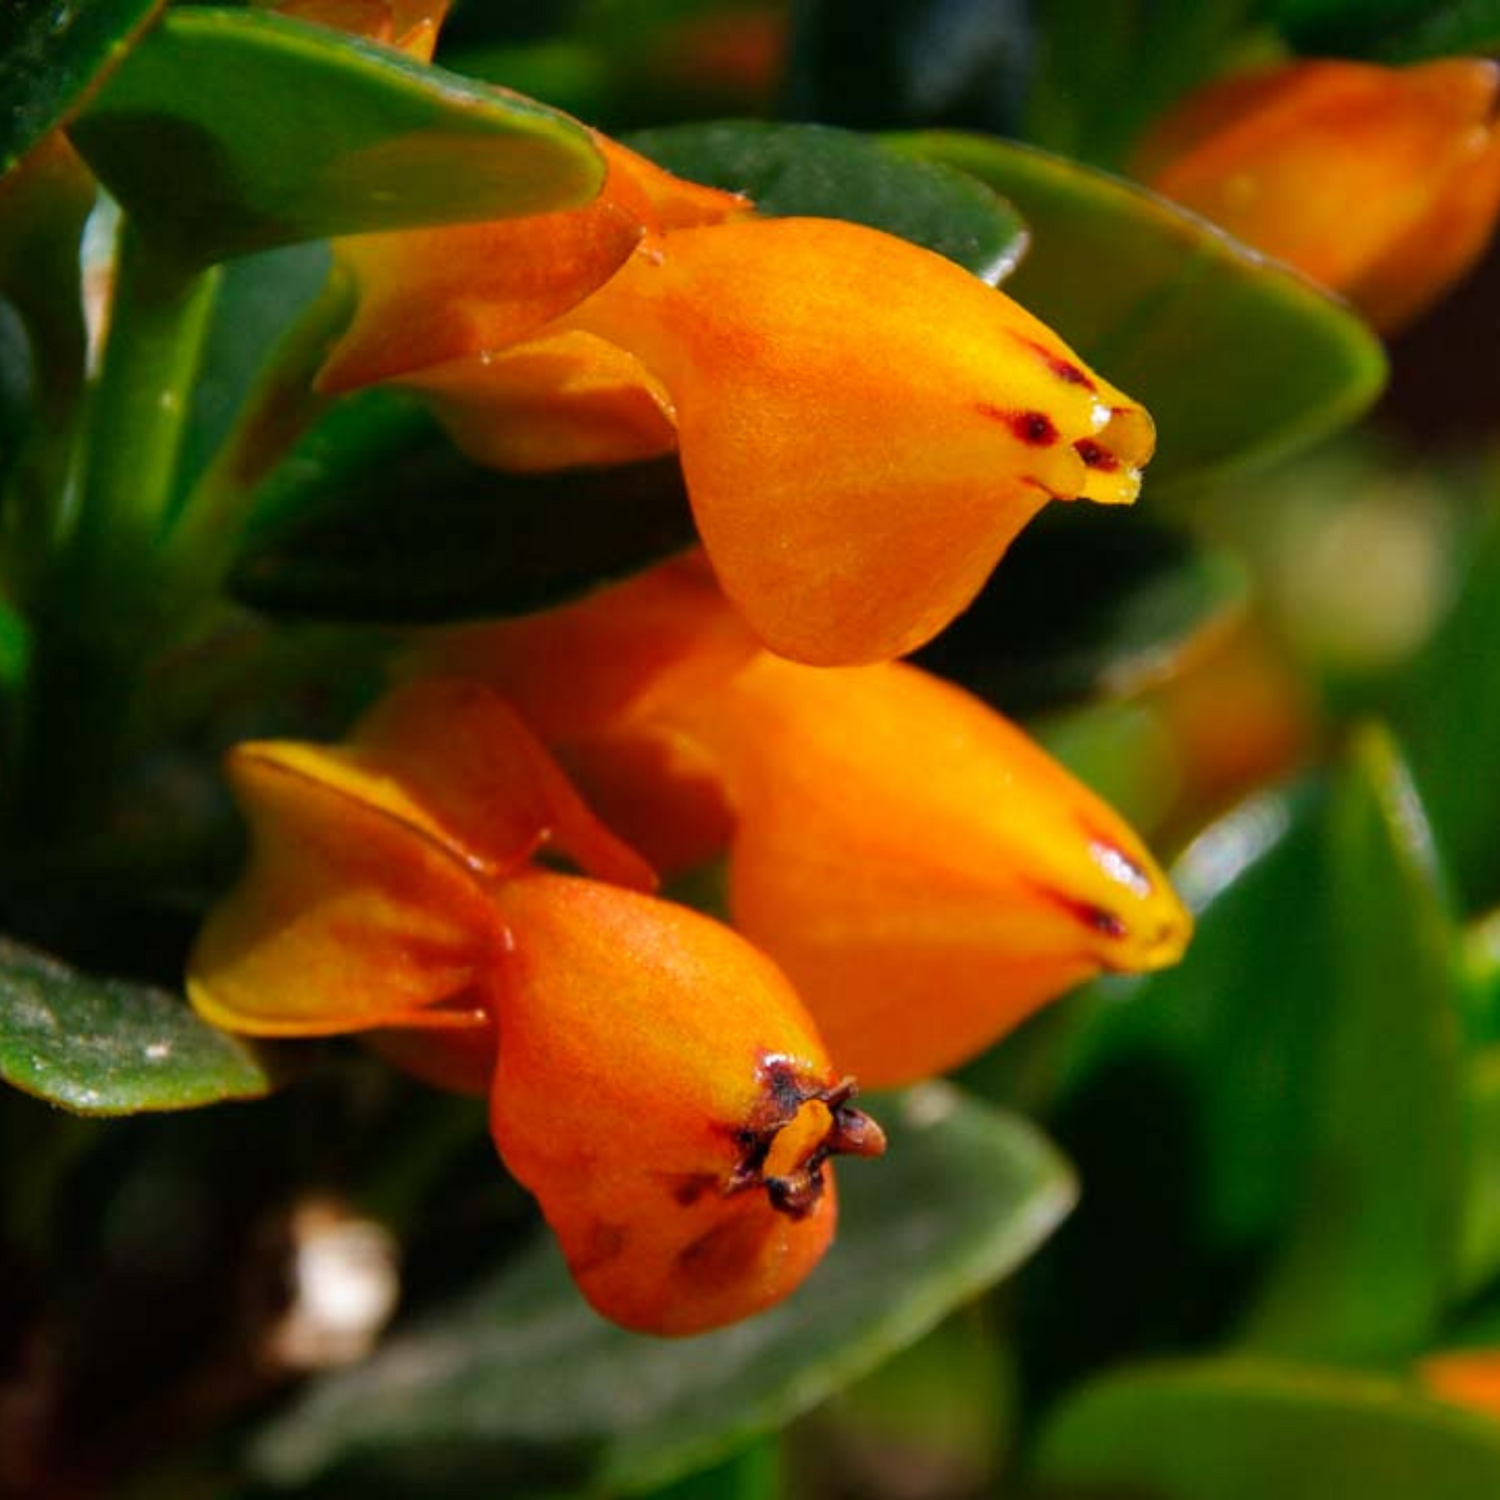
top-left (1023, 0), bottom-right (1260, 168)
top-left (629, 120), bottom-right (1028, 282)
top-left (888, 132), bottom-right (1388, 485)
top-left (915, 505), bottom-right (1249, 714)
top-left (70, 6), bottom-right (604, 266)
top-left (0, 935), bottom-right (276, 1113)
top-left (250, 1085), bottom-right (1074, 1497)
top-left (1393, 500), bottom-right (1500, 910)
top-left (231, 392), bottom-right (698, 623)
top-left (1029, 1359), bottom-right (1500, 1500)
top-left (1271, 0), bottom-right (1500, 60)
top-left (0, 0), bottom-right (162, 174)
top-left (1458, 1049), bottom-right (1500, 1296)
top-left (1240, 726), bottom-right (1464, 1361)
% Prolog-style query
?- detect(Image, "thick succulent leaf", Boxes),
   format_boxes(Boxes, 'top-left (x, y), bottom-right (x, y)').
top-left (1270, 0), bottom-right (1500, 59)
top-left (250, 1085), bottom-right (1074, 1497)
top-left (231, 392), bottom-right (698, 623)
top-left (629, 120), bottom-right (1028, 283)
top-left (0, 935), bottom-right (277, 1113)
top-left (69, 6), bottom-right (604, 266)
top-left (888, 131), bottom-right (1387, 486)
top-left (1029, 1359), bottom-right (1500, 1499)
top-left (915, 505), bottom-right (1249, 713)
top-left (1239, 727), bottom-right (1464, 1361)
top-left (0, 0), bottom-right (162, 174)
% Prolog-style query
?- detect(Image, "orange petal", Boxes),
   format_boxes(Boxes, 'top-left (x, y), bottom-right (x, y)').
top-left (681, 656), bottom-right (1192, 1086)
top-left (408, 552), bottom-right (756, 742)
top-left (1142, 58), bottom-right (1500, 331)
top-left (1420, 1351), bottom-right (1500, 1420)
top-left (488, 871), bottom-right (883, 1334)
top-left (188, 679), bottom-right (652, 1036)
top-left (319, 136), bottom-right (745, 394)
top-left (399, 330), bottom-right (677, 472)
top-left (562, 217), bottom-right (1154, 665)
top-left (187, 740), bottom-right (503, 1036)
top-left (272, 0), bottom-right (449, 60)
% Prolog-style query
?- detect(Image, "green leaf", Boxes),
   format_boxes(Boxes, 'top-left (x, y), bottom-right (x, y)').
top-left (231, 392), bottom-right (698, 623)
top-left (250, 1085), bottom-right (1074, 1497)
top-left (0, 935), bottom-right (277, 1114)
top-left (1271, 0), bottom-right (1500, 60)
top-left (1394, 500), bottom-right (1500, 911)
top-left (1029, 1359), bottom-right (1500, 1500)
top-left (628, 120), bottom-right (1028, 283)
top-left (888, 132), bottom-right (1388, 486)
top-left (1457, 1049), bottom-right (1500, 1296)
top-left (70, 6), bottom-right (604, 266)
top-left (1240, 726), bottom-right (1465, 1361)
top-left (0, 0), bottom-right (163, 174)
top-left (915, 505), bottom-right (1249, 713)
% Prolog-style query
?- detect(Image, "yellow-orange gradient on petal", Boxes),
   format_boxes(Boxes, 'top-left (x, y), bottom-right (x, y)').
top-left (187, 678), bottom-right (650, 1037)
top-left (489, 871), bottom-right (883, 1335)
top-left (1140, 58), bottom-right (1500, 331)
top-left (319, 136), bottom-right (748, 394)
top-left (550, 216), bottom-right (1154, 664)
top-left (413, 557), bottom-right (1191, 1086)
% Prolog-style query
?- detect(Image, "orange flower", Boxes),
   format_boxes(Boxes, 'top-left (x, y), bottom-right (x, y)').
top-left (415, 556), bottom-right (1193, 1087)
top-left (188, 677), bottom-right (884, 1336)
top-left (1138, 58), bottom-right (1500, 331)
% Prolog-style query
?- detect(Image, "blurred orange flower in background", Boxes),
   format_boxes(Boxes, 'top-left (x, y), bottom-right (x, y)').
top-left (1138, 57), bottom-right (1500, 331)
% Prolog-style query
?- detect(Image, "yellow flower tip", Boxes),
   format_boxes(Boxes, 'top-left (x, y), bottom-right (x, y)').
top-left (487, 872), bottom-right (881, 1335)
top-left (1140, 57), bottom-right (1500, 331)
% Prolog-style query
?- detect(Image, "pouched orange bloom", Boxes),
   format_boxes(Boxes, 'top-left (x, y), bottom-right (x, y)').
top-left (294, 0), bottom-right (1153, 667)
top-left (188, 677), bottom-right (884, 1335)
top-left (415, 555), bottom-right (1192, 1087)
top-left (1139, 58), bottom-right (1500, 331)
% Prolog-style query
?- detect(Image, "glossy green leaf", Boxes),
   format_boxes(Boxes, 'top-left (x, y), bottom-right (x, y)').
top-left (1271, 0), bottom-right (1500, 60)
top-left (231, 392), bottom-right (697, 623)
top-left (250, 1085), bottom-right (1074, 1497)
top-left (0, 935), bottom-right (276, 1114)
top-left (888, 132), bottom-right (1387, 485)
top-left (1241, 727), bottom-right (1464, 1361)
top-left (629, 120), bottom-right (1028, 282)
top-left (1394, 500), bottom-right (1500, 911)
top-left (1024, 0), bottom-right (1258, 167)
top-left (915, 505), bottom-right (1249, 713)
top-left (1029, 1359), bottom-right (1500, 1500)
top-left (0, 0), bottom-right (162, 174)
top-left (1458, 1050), bottom-right (1500, 1296)
top-left (70, 6), bottom-right (604, 266)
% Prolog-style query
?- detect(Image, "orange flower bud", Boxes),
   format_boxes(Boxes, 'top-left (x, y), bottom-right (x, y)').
top-left (414, 557), bottom-right (1191, 1085)
top-left (488, 872), bottom-right (884, 1335)
top-left (1140, 58), bottom-right (1500, 331)
top-left (684, 655), bottom-right (1192, 1086)
top-left (190, 673), bottom-right (886, 1333)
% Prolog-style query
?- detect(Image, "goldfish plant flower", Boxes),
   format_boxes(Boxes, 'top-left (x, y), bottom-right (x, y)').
top-left (1137, 57), bottom-right (1500, 332)
top-left (410, 555), bottom-right (1194, 1087)
top-left (188, 677), bottom-right (885, 1336)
